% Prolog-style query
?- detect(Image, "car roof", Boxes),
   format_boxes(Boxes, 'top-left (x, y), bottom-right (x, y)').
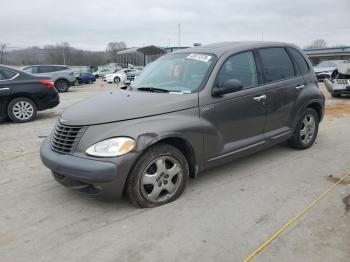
top-left (173, 41), bottom-right (296, 57)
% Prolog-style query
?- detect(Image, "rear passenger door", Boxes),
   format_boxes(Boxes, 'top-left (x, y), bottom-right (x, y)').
top-left (257, 47), bottom-right (305, 140)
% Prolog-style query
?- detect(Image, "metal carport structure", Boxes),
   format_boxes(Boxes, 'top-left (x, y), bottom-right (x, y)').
top-left (116, 45), bottom-right (166, 67)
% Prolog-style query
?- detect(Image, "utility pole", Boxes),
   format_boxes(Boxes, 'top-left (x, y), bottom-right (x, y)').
top-left (0, 43), bottom-right (7, 64)
top-left (178, 23), bottom-right (181, 47)
top-left (261, 32), bottom-right (264, 41)
top-left (62, 48), bottom-right (66, 65)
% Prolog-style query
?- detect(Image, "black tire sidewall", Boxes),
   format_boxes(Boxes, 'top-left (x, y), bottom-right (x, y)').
top-left (292, 108), bottom-right (319, 149)
top-left (114, 77), bottom-right (120, 84)
top-left (7, 97), bottom-right (37, 123)
top-left (55, 80), bottom-right (69, 92)
top-left (126, 144), bottom-right (189, 208)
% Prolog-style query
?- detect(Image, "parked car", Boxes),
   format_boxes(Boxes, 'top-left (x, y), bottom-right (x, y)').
top-left (105, 69), bottom-right (137, 84)
top-left (93, 68), bottom-right (114, 78)
top-left (21, 65), bottom-right (76, 92)
top-left (76, 72), bottom-right (96, 84)
top-left (0, 65), bottom-right (59, 123)
top-left (125, 70), bottom-right (142, 87)
top-left (40, 42), bottom-right (325, 207)
top-left (324, 61), bottom-right (350, 97)
top-left (314, 60), bottom-right (346, 80)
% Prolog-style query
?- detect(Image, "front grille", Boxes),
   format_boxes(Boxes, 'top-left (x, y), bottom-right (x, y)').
top-left (127, 75), bottom-right (135, 81)
top-left (50, 122), bottom-right (85, 154)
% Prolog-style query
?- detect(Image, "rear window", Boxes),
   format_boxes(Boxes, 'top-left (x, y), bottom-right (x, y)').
top-left (258, 47), bottom-right (295, 83)
top-left (0, 69), bottom-right (17, 80)
top-left (287, 48), bottom-right (309, 75)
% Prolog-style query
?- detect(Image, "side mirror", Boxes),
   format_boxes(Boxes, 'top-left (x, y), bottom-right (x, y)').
top-left (212, 79), bottom-right (243, 97)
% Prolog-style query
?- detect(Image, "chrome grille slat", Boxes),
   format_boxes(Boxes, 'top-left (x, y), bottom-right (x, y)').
top-left (50, 122), bottom-right (85, 154)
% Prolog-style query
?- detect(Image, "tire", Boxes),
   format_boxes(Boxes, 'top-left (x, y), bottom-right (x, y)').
top-left (126, 144), bottom-right (189, 208)
top-left (288, 108), bottom-right (319, 149)
top-left (7, 97), bottom-right (37, 123)
top-left (331, 93), bottom-right (341, 98)
top-left (55, 79), bottom-right (69, 92)
top-left (114, 77), bottom-right (120, 84)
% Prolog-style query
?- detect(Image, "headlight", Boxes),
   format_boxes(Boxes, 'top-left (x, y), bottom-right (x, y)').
top-left (86, 137), bottom-right (135, 157)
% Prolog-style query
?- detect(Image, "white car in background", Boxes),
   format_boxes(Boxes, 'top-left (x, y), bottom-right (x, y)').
top-left (93, 68), bottom-right (114, 78)
top-left (105, 69), bottom-right (136, 84)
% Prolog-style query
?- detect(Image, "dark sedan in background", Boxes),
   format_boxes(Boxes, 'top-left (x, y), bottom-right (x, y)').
top-left (0, 65), bottom-right (59, 123)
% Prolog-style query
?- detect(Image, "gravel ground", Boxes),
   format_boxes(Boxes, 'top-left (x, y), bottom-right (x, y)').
top-left (0, 81), bottom-right (350, 262)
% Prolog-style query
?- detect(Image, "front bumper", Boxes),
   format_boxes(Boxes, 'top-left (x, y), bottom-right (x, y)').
top-left (40, 137), bottom-right (126, 199)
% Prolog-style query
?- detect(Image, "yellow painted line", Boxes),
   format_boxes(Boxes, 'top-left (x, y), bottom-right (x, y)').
top-left (244, 172), bottom-right (350, 262)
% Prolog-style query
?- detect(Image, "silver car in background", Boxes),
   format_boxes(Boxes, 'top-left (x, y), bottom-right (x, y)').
top-left (21, 65), bottom-right (76, 92)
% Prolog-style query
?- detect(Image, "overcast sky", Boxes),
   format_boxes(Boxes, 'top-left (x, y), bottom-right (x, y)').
top-left (2, 0), bottom-right (350, 51)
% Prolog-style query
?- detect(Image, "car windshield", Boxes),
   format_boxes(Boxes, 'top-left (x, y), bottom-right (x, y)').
top-left (131, 53), bottom-right (216, 93)
top-left (316, 61), bottom-right (339, 68)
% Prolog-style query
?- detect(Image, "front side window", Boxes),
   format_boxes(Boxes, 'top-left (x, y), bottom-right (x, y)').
top-left (132, 53), bottom-right (216, 93)
top-left (216, 51), bottom-right (258, 89)
top-left (0, 69), bottom-right (17, 80)
top-left (258, 47), bottom-right (295, 83)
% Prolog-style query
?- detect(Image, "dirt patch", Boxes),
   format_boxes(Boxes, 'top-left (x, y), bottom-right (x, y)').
top-left (326, 103), bottom-right (350, 118)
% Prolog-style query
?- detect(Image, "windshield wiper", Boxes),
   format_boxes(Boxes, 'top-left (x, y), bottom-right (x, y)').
top-left (136, 87), bottom-right (169, 93)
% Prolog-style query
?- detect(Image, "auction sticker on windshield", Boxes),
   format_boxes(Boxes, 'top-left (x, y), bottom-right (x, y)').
top-left (187, 54), bottom-right (212, 62)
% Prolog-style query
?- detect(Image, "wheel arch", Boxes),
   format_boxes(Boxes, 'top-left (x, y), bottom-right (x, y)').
top-left (307, 101), bottom-right (323, 122)
top-left (54, 78), bottom-right (70, 85)
top-left (7, 93), bottom-right (37, 110)
top-left (136, 134), bottom-right (198, 179)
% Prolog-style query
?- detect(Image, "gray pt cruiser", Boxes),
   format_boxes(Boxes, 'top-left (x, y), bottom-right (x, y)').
top-left (40, 42), bottom-right (325, 207)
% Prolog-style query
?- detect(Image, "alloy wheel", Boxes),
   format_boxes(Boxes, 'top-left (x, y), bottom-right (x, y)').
top-left (12, 101), bottom-right (34, 121)
top-left (140, 156), bottom-right (183, 203)
top-left (300, 114), bottom-right (316, 145)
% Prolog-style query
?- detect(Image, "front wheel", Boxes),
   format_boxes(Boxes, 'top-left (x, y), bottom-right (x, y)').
top-left (7, 97), bottom-right (37, 123)
top-left (288, 108), bottom-right (319, 149)
top-left (126, 144), bottom-right (189, 208)
top-left (114, 77), bottom-right (120, 84)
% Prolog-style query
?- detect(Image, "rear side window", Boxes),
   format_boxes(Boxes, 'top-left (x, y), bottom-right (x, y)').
top-left (287, 48), bottom-right (309, 75)
top-left (217, 51), bottom-right (258, 89)
top-left (258, 47), bottom-right (295, 83)
top-left (0, 69), bottom-right (17, 80)
top-left (38, 66), bottom-right (52, 73)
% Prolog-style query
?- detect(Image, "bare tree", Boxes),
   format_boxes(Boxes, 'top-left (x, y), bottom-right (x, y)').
top-left (106, 42), bottom-right (126, 64)
top-left (0, 43), bottom-right (7, 64)
top-left (305, 39), bottom-right (328, 49)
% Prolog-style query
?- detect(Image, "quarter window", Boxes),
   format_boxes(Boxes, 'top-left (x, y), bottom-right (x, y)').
top-left (258, 47), bottom-right (295, 83)
top-left (217, 51), bottom-right (258, 89)
top-left (0, 69), bottom-right (17, 80)
top-left (287, 48), bottom-right (309, 75)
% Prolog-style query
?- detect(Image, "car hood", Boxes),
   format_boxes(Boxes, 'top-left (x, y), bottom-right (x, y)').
top-left (60, 89), bottom-right (198, 126)
top-left (314, 67), bottom-right (336, 73)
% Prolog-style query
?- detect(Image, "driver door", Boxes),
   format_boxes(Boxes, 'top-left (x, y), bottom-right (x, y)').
top-left (200, 51), bottom-right (268, 165)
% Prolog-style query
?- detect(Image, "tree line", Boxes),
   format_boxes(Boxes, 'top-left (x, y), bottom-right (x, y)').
top-left (0, 41), bottom-right (127, 66)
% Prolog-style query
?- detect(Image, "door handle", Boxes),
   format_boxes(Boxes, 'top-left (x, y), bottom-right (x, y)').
top-left (296, 84), bottom-right (305, 90)
top-left (253, 95), bottom-right (266, 101)
top-left (0, 88), bottom-right (10, 91)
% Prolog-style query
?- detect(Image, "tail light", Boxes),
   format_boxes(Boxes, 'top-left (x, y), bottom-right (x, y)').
top-left (39, 80), bottom-right (55, 89)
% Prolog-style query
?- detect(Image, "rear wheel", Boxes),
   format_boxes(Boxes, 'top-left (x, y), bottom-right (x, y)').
top-left (126, 144), bottom-right (189, 208)
top-left (55, 79), bottom-right (69, 92)
top-left (7, 97), bottom-right (37, 123)
top-left (288, 108), bottom-right (319, 149)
